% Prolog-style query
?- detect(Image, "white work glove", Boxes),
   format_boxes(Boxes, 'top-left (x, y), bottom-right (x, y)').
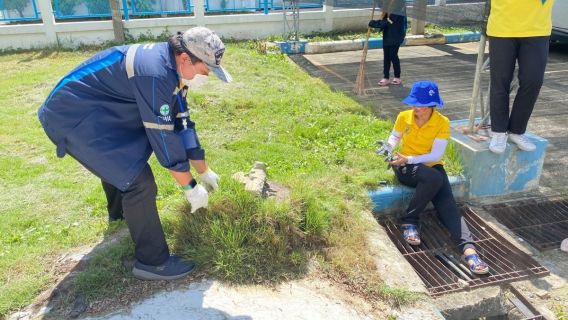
top-left (185, 184), bottom-right (209, 213)
top-left (199, 168), bottom-right (219, 191)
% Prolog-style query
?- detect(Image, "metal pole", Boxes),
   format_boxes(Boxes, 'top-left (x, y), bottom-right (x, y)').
top-left (283, 0), bottom-right (286, 40)
top-left (468, 0), bottom-right (491, 133)
top-left (294, 0), bottom-right (299, 41)
top-left (468, 34), bottom-right (486, 133)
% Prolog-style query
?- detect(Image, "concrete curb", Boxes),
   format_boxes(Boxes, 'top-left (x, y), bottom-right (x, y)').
top-left (367, 175), bottom-right (466, 215)
top-left (276, 32), bottom-right (481, 54)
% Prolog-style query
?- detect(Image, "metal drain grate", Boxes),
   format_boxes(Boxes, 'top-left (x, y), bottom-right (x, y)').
top-left (379, 204), bottom-right (549, 296)
top-left (507, 285), bottom-right (547, 320)
top-left (483, 199), bottom-right (568, 251)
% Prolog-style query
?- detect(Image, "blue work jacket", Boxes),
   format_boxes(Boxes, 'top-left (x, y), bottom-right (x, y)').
top-left (38, 43), bottom-right (204, 191)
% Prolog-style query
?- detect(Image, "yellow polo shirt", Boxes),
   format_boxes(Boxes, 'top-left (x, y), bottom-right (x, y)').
top-left (487, 0), bottom-right (554, 37)
top-left (394, 109), bottom-right (451, 167)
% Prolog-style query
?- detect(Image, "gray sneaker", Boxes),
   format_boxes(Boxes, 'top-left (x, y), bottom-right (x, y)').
top-left (489, 132), bottom-right (507, 154)
top-left (508, 133), bottom-right (536, 151)
top-left (132, 255), bottom-right (195, 281)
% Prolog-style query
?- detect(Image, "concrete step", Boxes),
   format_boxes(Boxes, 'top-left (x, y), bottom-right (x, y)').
top-left (367, 174), bottom-right (466, 216)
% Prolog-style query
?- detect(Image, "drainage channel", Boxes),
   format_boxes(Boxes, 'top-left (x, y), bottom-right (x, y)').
top-left (482, 198), bottom-right (568, 251)
top-left (505, 285), bottom-right (547, 320)
top-left (378, 204), bottom-right (549, 297)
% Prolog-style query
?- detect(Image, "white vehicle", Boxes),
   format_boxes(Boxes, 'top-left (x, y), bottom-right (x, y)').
top-left (551, 0), bottom-right (568, 42)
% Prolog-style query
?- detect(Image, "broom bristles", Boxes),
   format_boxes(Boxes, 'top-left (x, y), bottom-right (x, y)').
top-left (354, 59), bottom-right (366, 95)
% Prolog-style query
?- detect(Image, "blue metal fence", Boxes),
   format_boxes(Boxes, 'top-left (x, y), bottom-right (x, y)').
top-left (205, 0), bottom-right (258, 12)
top-left (333, 0), bottom-right (468, 7)
top-left (53, 0), bottom-right (193, 19)
top-left (54, 0), bottom-right (111, 18)
top-left (0, 0), bottom-right (472, 21)
top-left (270, 0), bottom-right (323, 10)
top-left (0, 0), bottom-right (40, 21)
top-left (132, 0), bottom-right (193, 15)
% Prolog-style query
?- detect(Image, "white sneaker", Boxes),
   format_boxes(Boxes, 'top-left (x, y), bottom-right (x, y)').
top-left (508, 133), bottom-right (536, 151)
top-left (489, 132), bottom-right (507, 154)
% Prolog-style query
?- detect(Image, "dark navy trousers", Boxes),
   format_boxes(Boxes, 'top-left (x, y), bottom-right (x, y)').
top-left (394, 164), bottom-right (476, 253)
top-left (383, 44), bottom-right (401, 79)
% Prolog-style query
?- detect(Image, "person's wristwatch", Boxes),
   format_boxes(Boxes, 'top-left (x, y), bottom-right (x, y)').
top-left (182, 179), bottom-right (198, 191)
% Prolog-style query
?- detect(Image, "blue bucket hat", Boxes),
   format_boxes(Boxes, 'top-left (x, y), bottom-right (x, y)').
top-left (402, 80), bottom-right (444, 108)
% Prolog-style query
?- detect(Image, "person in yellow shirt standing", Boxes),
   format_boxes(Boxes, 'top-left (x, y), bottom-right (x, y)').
top-left (379, 81), bottom-right (489, 275)
top-left (487, 0), bottom-right (555, 154)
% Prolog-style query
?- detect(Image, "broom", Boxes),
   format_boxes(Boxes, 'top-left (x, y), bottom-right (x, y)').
top-left (354, 2), bottom-right (378, 95)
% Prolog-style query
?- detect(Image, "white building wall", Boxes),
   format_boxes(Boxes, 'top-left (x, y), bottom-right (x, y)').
top-left (0, 0), bottom-right (372, 50)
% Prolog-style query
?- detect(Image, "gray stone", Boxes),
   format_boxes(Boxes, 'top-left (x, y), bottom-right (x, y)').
top-left (232, 161), bottom-right (267, 196)
top-left (535, 290), bottom-right (549, 300)
top-left (36, 307), bottom-right (52, 316)
top-left (9, 312), bottom-right (30, 320)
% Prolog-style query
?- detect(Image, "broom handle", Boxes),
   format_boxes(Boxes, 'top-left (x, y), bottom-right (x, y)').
top-left (361, 2), bottom-right (377, 62)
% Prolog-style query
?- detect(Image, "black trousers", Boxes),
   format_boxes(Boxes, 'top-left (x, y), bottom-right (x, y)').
top-left (112, 164), bottom-right (170, 266)
top-left (53, 141), bottom-right (170, 266)
top-left (383, 44), bottom-right (401, 79)
top-left (394, 164), bottom-right (475, 253)
top-left (489, 36), bottom-right (549, 134)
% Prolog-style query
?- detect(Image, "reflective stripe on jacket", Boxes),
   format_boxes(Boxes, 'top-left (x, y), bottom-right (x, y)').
top-left (38, 43), bottom-right (202, 191)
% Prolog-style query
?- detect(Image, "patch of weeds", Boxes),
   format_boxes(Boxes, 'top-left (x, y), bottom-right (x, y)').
top-left (167, 179), bottom-right (311, 284)
top-left (554, 301), bottom-right (567, 320)
top-left (442, 139), bottom-right (463, 177)
top-left (423, 24), bottom-right (479, 35)
top-left (367, 281), bottom-right (420, 308)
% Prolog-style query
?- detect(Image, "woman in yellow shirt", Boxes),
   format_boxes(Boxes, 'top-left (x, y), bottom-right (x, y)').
top-left (383, 81), bottom-right (489, 275)
top-left (486, 0), bottom-right (554, 154)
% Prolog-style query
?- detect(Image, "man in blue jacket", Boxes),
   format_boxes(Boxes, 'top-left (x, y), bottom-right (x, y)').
top-left (38, 27), bottom-right (231, 281)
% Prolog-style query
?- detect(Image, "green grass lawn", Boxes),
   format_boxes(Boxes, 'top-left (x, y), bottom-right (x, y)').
top-left (0, 38), bottom-right (462, 318)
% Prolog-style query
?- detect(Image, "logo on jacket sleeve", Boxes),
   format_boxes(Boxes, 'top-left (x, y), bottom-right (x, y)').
top-left (160, 105), bottom-right (170, 116)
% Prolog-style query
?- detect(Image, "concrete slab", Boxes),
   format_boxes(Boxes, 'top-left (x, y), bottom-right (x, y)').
top-left (367, 174), bottom-right (466, 214)
top-left (450, 120), bottom-right (548, 198)
top-left (434, 286), bottom-right (507, 320)
top-left (83, 279), bottom-right (377, 320)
